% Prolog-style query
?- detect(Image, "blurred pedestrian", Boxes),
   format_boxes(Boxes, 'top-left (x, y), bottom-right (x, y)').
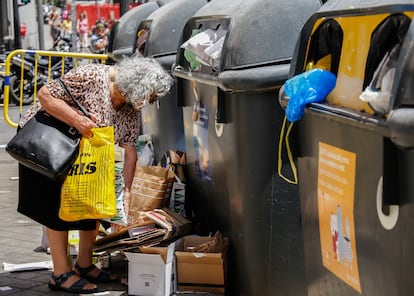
top-left (61, 11), bottom-right (72, 40)
top-left (77, 12), bottom-right (89, 50)
top-left (90, 23), bottom-right (108, 54)
top-left (48, 6), bottom-right (61, 43)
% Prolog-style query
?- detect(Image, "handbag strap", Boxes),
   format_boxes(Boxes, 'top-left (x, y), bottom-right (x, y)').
top-left (58, 78), bottom-right (90, 118)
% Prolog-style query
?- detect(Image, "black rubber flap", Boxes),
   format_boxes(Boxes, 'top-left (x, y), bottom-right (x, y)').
top-left (391, 19), bottom-right (414, 108)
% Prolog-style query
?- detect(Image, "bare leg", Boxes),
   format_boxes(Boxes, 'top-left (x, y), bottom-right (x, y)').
top-left (75, 221), bottom-right (117, 280)
top-left (46, 227), bottom-right (97, 290)
top-left (47, 228), bottom-right (71, 275)
top-left (76, 221), bottom-right (99, 268)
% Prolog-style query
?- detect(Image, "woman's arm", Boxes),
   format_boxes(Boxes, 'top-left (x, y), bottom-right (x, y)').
top-left (121, 144), bottom-right (137, 192)
top-left (37, 86), bottom-right (97, 138)
top-left (120, 144), bottom-right (137, 214)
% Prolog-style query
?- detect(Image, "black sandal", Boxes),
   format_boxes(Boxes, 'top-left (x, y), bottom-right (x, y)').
top-left (48, 271), bottom-right (98, 294)
top-left (74, 262), bottom-right (118, 283)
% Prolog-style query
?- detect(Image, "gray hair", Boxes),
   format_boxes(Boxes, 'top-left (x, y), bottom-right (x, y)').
top-left (113, 55), bottom-right (174, 109)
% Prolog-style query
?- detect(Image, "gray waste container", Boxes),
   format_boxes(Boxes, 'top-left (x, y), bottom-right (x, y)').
top-left (107, 1), bottom-right (170, 62)
top-left (172, 0), bottom-right (321, 295)
top-left (281, 1), bottom-right (414, 295)
top-left (138, 0), bottom-right (208, 163)
top-left (105, 21), bottom-right (119, 65)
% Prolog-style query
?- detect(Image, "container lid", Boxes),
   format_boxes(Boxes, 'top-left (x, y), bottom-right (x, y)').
top-left (109, 2), bottom-right (160, 58)
top-left (141, 0), bottom-right (207, 57)
top-left (180, 0), bottom-right (321, 70)
top-left (318, 0), bottom-right (414, 12)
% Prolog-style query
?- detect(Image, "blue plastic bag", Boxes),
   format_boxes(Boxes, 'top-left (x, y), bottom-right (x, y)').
top-left (284, 69), bottom-right (336, 122)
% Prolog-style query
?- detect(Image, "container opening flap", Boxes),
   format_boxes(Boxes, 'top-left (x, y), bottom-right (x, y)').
top-left (305, 19), bottom-right (343, 75)
top-left (363, 14), bottom-right (410, 89)
top-left (359, 14), bottom-right (410, 115)
top-left (135, 22), bottom-right (151, 56)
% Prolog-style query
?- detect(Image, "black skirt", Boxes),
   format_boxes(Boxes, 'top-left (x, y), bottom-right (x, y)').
top-left (17, 164), bottom-right (97, 231)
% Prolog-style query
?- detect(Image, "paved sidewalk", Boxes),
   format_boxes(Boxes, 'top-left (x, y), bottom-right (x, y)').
top-left (0, 147), bottom-right (129, 295)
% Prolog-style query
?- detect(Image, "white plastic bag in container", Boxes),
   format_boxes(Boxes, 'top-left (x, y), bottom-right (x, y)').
top-left (181, 26), bottom-right (227, 69)
top-left (137, 134), bottom-right (155, 166)
top-left (360, 44), bottom-right (400, 115)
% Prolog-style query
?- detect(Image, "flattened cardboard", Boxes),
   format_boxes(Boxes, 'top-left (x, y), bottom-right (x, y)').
top-left (92, 208), bottom-right (191, 254)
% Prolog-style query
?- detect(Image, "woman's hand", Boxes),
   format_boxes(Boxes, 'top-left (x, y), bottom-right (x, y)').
top-left (75, 113), bottom-right (98, 138)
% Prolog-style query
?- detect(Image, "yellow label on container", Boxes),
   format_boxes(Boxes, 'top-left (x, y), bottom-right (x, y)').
top-left (318, 142), bottom-right (360, 293)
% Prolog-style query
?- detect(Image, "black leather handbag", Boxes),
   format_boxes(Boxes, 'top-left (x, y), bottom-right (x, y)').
top-left (6, 79), bottom-right (90, 181)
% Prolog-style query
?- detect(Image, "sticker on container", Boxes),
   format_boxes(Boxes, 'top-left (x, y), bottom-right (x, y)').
top-left (317, 142), bottom-right (361, 293)
top-left (193, 103), bottom-right (210, 181)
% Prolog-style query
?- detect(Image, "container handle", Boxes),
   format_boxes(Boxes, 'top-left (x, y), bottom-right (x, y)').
top-left (216, 89), bottom-right (227, 124)
top-left (376, 176), bottom-right (399, 230)
top-left (382, 140), bottom-right (400, 206)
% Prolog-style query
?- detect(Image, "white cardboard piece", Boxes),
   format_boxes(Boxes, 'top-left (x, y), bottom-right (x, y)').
top-left (3, 261), bottom-right (53, 272)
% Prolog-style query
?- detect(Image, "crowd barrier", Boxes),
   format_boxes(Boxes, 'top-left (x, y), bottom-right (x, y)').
top-left (2, 49), bottom-right (108, 128)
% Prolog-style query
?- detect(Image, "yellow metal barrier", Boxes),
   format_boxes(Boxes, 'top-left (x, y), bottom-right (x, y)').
top-left (3, 49), bottom-right (108, 128)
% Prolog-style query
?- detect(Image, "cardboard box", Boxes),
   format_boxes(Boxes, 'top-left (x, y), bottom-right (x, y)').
top-left (175, 235), bottom-right (229, 294)
top-left (125, 243), bottom-right (176, 296)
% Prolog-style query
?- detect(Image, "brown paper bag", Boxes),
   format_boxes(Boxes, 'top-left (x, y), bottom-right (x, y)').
top-left (128, 166), bottom-right (175, 225)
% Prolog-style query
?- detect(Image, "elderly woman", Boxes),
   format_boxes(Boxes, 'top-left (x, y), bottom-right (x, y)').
top-left (17, 55), bottom-right (173, 293)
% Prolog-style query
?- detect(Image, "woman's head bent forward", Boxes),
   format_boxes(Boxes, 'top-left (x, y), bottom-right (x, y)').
top-left (112, 55), bottom-right (174, 110)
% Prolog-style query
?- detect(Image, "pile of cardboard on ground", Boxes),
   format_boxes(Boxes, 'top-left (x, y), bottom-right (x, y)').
top-left (93, 152), bottom-right (189, 255)
top-left (93, 208), bottom-right (229, 296)
top-left (125, 231), bottom-right (229, 296)
top-left (92, 153), bottom-right (229, 295)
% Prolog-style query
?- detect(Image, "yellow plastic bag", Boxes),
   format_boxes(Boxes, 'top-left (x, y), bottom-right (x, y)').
top-left (59, 126), bottom-right (116, 222)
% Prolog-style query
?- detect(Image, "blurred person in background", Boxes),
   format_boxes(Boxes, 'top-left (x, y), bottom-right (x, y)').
top-left (77, 11), bottom-right (89, 50)
top-left (60, 11), bottom-right (72, 40)
top-left (90, 23), bottom-right (108, 54)
top-left (48, 6), bottom-right (61, 43)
